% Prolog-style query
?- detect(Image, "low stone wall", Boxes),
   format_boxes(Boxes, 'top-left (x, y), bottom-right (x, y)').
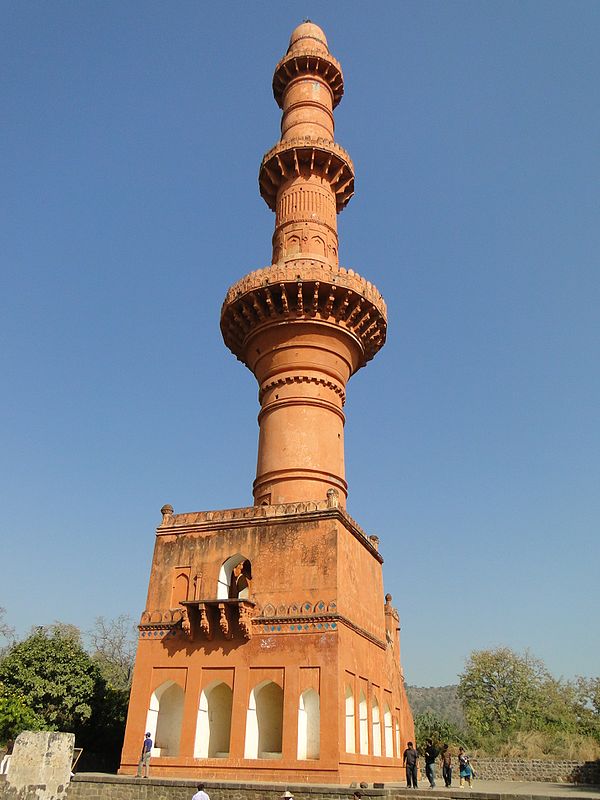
top-left (66, 775), bottom-right (382, 800)
top-left (470, 757), bottom-right (600, 784)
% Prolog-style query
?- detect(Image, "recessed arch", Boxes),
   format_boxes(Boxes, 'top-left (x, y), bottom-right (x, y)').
top-left (358, 690), bottom-right (368, 755)
top-left (297, 689), bottom-right (320, 760)
top-left (194, 680), bottom-right (233, 758)
top-left (244, 680), bottom-right (283, 759)
top-left (345, 685), bottom-right (355, 753)
top-left (217, 553), bottom-right (252, 599)
top-left (171, 571), bottom-right (189, 606)
top-left (372, 695), bottom-right (382, 756)
top-left (384, 703), bottom-right (393, 757)
top-left (145, 680), bottom-right (184, 757)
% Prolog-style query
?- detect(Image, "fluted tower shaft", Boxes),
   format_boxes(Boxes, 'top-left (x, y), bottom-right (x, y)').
top-left (221, 22), bottom-right (387, 508)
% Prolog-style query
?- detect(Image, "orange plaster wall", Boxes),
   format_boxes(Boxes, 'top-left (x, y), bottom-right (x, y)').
top-left (121, 511), bottom-right (413, 783)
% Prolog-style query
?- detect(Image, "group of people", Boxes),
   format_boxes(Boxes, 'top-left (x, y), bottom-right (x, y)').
top-left (403, 739), bottom-right (475, 789)
top-left (138, 730), bottom-right (475, 791)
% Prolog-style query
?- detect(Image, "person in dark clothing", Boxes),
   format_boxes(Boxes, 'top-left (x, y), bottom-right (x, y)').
top-left (441, 743), bottom-right (452, 787)
top-left (424, 738), bottom-right (439, 788)
top-left (137, 732), bottom-right (152, 777)
top-left (403, 741), bottom-right (419, 788)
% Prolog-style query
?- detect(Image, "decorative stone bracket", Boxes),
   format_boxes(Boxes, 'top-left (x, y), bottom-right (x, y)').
top-left (180, 599), bottom-right (256, 641)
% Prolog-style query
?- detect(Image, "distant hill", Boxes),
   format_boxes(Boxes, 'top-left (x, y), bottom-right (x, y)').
top-left (406, 684), bottom-right (466, 729)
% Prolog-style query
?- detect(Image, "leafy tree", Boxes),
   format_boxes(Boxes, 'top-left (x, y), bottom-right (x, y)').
top-left (458, 647), bottom-right (550, 737)
top-left (414, 710), bottom-right (468, 750)
top-left (0, 625), bottom-right (103, 733)
top-left (0, 683), bottom-right (45, 742)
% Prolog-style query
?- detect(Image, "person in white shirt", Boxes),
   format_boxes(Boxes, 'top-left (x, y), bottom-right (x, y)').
top-left (192, 784), bottom-right (210, 800)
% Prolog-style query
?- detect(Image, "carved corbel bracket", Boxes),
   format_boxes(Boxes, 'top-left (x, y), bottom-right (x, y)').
top-left (218, 603), bottom-right (233, 639)
top-left (199, 605), bottom-right (212, 640)
top-left (181, 607), bottom-right (192, 639)
top-left (238, 600), bottom-right (254, 639)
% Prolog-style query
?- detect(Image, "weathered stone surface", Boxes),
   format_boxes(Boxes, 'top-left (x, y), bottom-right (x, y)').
top-left (0, 731), bottom-right (74, 800)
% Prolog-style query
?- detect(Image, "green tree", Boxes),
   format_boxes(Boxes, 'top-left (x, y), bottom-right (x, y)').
top-left (0, 625), bottom-right (103, 733)
top-left (0, 683), bottom-right (45, 742)
top-left (458, 647), bottom-right (550, 737)
top-left (414, 710), bottom-right (468, 750)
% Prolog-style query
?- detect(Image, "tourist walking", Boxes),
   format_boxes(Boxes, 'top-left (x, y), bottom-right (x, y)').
top-left (441, 743), bottom-right (452, 787)
top-left (137, 732), bottom-right (152, 778)
top-left (424, 737), bottom-right (439, 788)
top-left (403, 740), bottom-right (419, 788)
top-left (458, 747), bottom-right (473, 788)
top-left (192, 784), bottom-right (210, 800)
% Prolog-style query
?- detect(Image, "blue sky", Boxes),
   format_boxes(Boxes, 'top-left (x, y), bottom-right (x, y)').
top-left (2, 1), bottom-right (599, 687)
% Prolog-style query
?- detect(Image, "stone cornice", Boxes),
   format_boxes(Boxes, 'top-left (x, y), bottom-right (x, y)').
top-left (220, 261), bottom-right (387, 369)
top-left (156, 501), bottom-right (384, 564)
top-left (222, 261), bottom-right (386, 316)
top-left (259, 137), bottom-right (354, 212)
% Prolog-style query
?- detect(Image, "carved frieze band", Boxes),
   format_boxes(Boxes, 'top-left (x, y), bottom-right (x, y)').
top-left (273, 50), bottom-right (344, 109)
top-left (254, 604), bottom-right (386, 651)
top-left (259, 375), bottom-right (345, 405)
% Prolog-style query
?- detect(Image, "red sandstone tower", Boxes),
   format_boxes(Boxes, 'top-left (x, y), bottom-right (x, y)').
top-left (120, 22), bottom-right (413, 784)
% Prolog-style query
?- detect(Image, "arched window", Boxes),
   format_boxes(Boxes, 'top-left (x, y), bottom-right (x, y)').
top-left (217, 554), bottom-right (252, 599)
top-left (244, 680), bottom-right (283, 759)
top-left (345, 685), bottom-right (356, 754)
top-left (372, 696), bottom-right (382, 756)
top-left (384, 703), bottom-right (393, 757)
top-left (297, 689), bottom-right (320, 760)
top-left (194, 681), bottom-right (233, 758)
top-left (395, 718), bottom-right (401, 758)
top-left (358, 691), bottom-right (368, 755)
top-left (145, 680), bottom-right (185, 757)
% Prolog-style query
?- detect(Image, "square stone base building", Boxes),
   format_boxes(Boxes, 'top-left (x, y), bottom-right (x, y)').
top-left (120, 22), bottom-right (414, 784)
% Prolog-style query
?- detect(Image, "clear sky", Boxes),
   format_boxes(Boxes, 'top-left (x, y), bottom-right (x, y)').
top-left (2, 1), bottom-right (599, 687)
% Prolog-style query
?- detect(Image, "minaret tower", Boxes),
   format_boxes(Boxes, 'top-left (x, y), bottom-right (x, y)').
top-left (120, 22), bottom-right (413, 786)
top-left (221, 21), bottom-right (387, 508)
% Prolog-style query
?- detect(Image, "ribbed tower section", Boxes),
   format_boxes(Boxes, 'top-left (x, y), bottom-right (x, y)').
top-left (221, 22), bottom-right (387, 508)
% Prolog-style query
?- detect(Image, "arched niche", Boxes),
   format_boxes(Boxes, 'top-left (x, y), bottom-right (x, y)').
top-left (297, 689), bottom-right (320, 760)
top-left (171, 571), bottom-right (189, 606)
top-left (244, 680), bottom-right (283, 759)
top-left (194, 680), bottom-right (233, 758)
top-left (384, 703), bottom-right (393, 757)
top-left (345, 685), bottom-right (356, 754)
top-left (358, 691), bottom-right (368, 755)
top-left (217, 553), bottom-right (252, 600)
top-left (372, 696), bottom-right (382, 756)
top-left (145, 680), bottom-right (184, 757)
